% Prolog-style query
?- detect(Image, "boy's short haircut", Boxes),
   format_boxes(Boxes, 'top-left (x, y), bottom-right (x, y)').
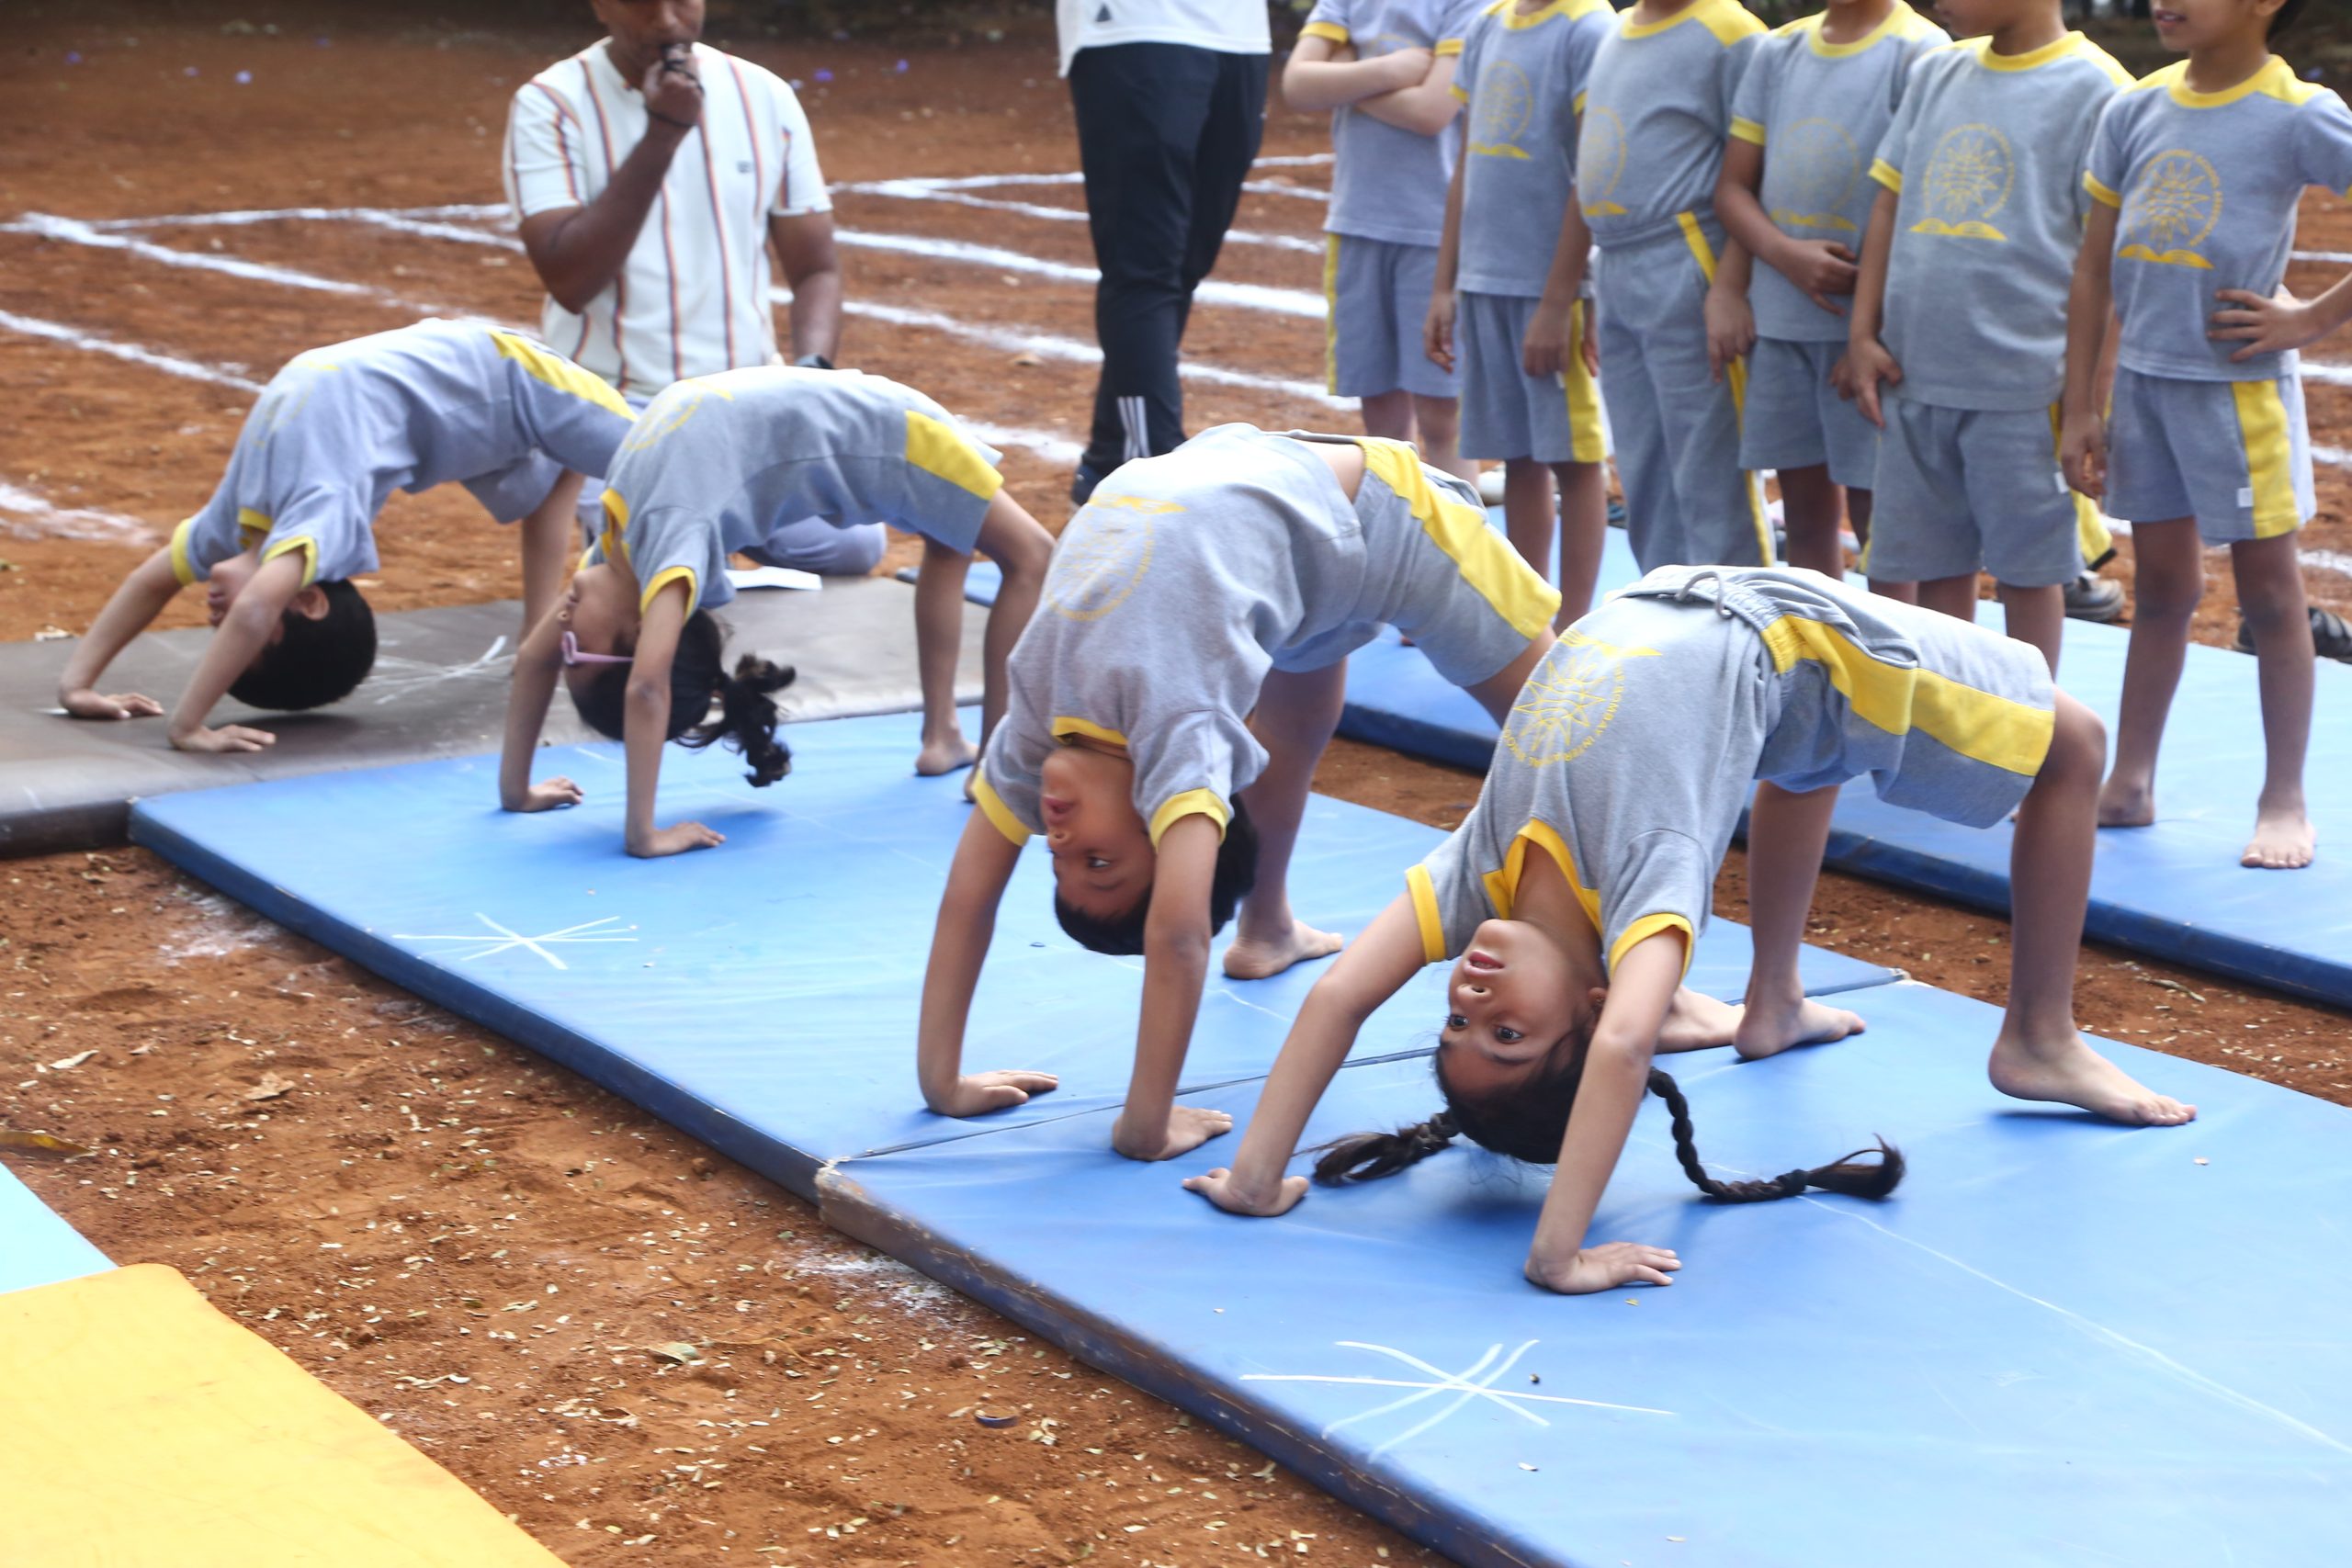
top-left (2274, 0), bottom-right (2309, 36)
top-left (1055, 799), bottom-right (1261, 956)
top-left (226, 581), bottom-right (377, 711)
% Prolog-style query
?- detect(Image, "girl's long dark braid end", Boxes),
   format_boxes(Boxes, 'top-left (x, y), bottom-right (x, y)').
top-left (1647, 1067), bottom-right (1905, 1203)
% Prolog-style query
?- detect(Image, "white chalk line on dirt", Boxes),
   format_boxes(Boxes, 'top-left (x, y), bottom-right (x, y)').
top-left (2294, 250), bottom-right (2352, 265)
top-left (836, 177), bottom-right (1326, 255)
top-left (0, 479), bottom-right (158, 545)
top-left (0, 305), bottom-right (264, 391)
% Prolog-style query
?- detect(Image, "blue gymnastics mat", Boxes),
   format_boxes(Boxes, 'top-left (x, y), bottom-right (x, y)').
top-left (823, 978), bottom-right (2352, 1568)
top-left (0, 1164), bottom-right (110, 1296)
top-left (895, 559), bottom-right (1002, 604)
top-left (129, 711), bottom-right (1889, 1201)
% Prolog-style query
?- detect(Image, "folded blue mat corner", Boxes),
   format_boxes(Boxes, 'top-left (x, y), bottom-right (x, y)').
top-left (0, 1164), bottom-right (111, 1296)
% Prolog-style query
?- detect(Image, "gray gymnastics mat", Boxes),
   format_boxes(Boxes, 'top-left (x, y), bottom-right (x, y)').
top-left (0, 574), bottom-right (981, 857)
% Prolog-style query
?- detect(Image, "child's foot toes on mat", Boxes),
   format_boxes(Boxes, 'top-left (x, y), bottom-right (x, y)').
top-left (1221, 920), bottom-right (1345, 980)
top-left (931, 1069), bottom-right (1060, 1118)
top-left (1988, 1033), bottom-right (2197, 1125)
top-left (1734, 996), bottom-right (1866, 1061)
top-left (1114, 1104), bottom-right (1235, 1161)
top-left (2241, 804), bottom-right (2314, 871)
top-left (915, 734), bottom-right (979, 776)
top-left (2095, 774), bottom-right (2156, 829)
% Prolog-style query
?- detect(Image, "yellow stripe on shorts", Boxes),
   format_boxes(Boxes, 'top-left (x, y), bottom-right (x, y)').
top-left (1323, 235), bottom-right (1342, 397)
top-left (1675, 213), bottom-right (1773, 563)
top-left (2232, 378), bottom-right (2301, 539)
top-left (1564, 301), bottom-right (1604, 465)
top-left (1757, 615), bottom-right (2053, 776)
top-left (491, 330), bottom-right (632, 417)
top-left (2047, 405), bottom-right (2113, 565)
top-left (1355, 438), bottom-right (1559, 637)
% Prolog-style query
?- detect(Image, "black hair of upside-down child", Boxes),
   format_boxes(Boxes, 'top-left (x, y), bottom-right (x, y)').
top-left (570, 609), bottom-right (797, 786)
top-left (227, 580), bottom-right (378, 711)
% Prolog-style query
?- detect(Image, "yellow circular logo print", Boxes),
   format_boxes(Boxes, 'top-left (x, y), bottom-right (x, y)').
top-left (1046, 502), bottom-right (1157, 623)
top-left (1472, 60), bottom-right (1534, 151)
top-left (2122, 148), bottom-right (2222, 255)
top-left (1577, 106), bottom-right (1628, 214)
top-left (1773, 118), bottom-right (1862, 230)
top-left (1917, 123), bottom-right (2014, 239)
top-left (1500, 634), bottom-right (1630, 767)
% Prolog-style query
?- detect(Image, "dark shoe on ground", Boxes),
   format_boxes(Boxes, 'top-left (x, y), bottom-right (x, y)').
top-left (2063, 571), bottom-right (2125, 624)
top-left (1069, 462), bottom-right (1108, 506)
top-left (2235, 606), bottom-right (2352, 662)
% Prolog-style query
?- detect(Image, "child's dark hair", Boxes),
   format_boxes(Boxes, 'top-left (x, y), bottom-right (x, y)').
top-left (1314, 1057), bottom-right (1904, 1204)
top-left (226, 580), bottom-right (376, 711)
top-left (569, 609), bottom-right (797, 786)
top-left (1055, 797), bottom-right (1260, 955)
top-left (2272, 0), bottom-right (2308, 37)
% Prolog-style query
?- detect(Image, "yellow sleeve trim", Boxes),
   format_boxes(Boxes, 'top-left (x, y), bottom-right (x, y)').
top-left (168, 518), bottom-right (199, 587)
top-left (1869, 157), bottom-right (1903, 193)
top-left (1148, 787), bottom-right (1230, 849)
top-left (1354, 438), bottom-right (1558, 640)
top-left (1729, 117), bottom-right (1766, 146)
top-left (903, 409), bottom-right (1005, 504)
top-left (260, 534), bottom-right (321, 589)
top-left (1514, 820), bottom-right (1601, 935)
top-left (1435, 39), bottom-right (1464, 57)
top-left (2084, 171), bottom-right (2121, 208)
top-left (1449, 83), bottom-right (1471, 102)
top-left (1405, 864), bottom-right (1448, 964)
top-left (639, 565), bottom-right (698, 615)
top-left (972, 770), bottom-right (1033, 846)
top-left (1302, 21), bottom-right (1349, 43)
top-left (491, 330), bottom-right (632, 418)
top-left (1572, 90), bottom-right (1588, 115)
top-left (1609, 914), bottom-right (1694, 978)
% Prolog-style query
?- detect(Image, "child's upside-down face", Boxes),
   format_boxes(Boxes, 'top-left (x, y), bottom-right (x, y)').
top-left (1038, 744), bottom-right (1155, 921)
top-left (1439, 918), bottom-right (1594, 1097)
top-left (556, 562), bottom-right (639, 696)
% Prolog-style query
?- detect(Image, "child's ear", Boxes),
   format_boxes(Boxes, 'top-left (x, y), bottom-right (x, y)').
top-left (1586, 984), bottom-right (1610, 1013)
top-left (288, 584), bottom-right (332, 621)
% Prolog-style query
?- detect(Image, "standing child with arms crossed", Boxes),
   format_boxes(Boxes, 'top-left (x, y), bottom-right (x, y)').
top-left (1287, 0), bottom-right (1484, 485)
top-left (1576, 0), bottom-right (1772, 572)
top-left (2062, 0), bottom-right (2349, 870)
top-left (1187, 567), bottom-right (2194, 1292)
top-left (1425, 0), bottom-right (1615, 623)
top-left (1844, 0), bottom-right (2128, 671)
top-left (1714, 0), bottom-right (1945, 581)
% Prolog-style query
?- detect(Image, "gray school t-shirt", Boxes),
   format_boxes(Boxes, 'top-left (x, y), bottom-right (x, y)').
top-left (1453, 0), bottom-right (1611, 297)
top-left (593, 367), bottom-right (1004, 615)
top-left (170, 318), bottom-right (633, 587)
top-left (2089, 57), bottom-right (2352, 383)
top-left (1871, 32), bottom-right (2132, 412)
top-left (1307, 0), bottom-right (1484, 248)
top-left (1731, 7), bottom-right (1947, 344)
top-left (1575, 0), bottom-right (1762, 252)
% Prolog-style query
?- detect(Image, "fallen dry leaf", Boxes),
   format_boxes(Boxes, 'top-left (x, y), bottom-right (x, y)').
top-left (0, 1130), bottom-right (93, 1156)
top-left (243, 1072), bottom-right (294, 1102)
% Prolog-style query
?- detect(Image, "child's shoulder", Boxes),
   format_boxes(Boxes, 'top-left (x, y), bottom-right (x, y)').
top-left (2059, 32), bottom-right (2135, 92)
top-left (1691, 0), bottom-right (1765, 47)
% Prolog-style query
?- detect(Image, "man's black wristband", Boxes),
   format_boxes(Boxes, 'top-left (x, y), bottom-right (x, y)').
top-left (649, 108), bottom-right (696, 131)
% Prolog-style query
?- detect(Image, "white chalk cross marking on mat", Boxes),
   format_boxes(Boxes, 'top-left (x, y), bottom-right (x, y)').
top-left (1243, 1339), bottom-right (1673, 1458)
top-left (391, 913), bottom-right (637, 970)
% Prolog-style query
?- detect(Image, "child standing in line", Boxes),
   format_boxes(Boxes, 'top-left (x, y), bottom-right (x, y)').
top-left (1286, 0), bottom-right (1485, 485)
top-left (499, 367), bottom-right (1054, 855)
top-left (1714, 0), bottom-right (1945, 581)
top-left (57, 318), bottom-right (632, 751)
top-left (918, 425), bottom-right (1561, 1161)
top-left (2062, 0), bottom-right (2349, 870)
top-left (1186, 566), bottom-right (2194, 1293)
top-left (1844, 0), bottom-right (2130, 674)
top-left (1425, 0), bottom-right (1615, 624)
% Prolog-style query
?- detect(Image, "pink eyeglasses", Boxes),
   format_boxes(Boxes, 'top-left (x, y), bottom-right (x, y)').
top-left (560, 630), bottom-right (633, 668)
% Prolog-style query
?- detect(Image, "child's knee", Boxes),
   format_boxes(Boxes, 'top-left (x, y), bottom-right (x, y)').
top-left (2042, 695), bottom-right (2106, 785)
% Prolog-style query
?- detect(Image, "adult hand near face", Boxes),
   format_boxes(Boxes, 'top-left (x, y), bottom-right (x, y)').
top-left (643, 44), bottom-right (704, 131)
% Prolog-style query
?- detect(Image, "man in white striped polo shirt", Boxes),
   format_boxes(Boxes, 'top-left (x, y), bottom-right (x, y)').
top-left (503, 0), bottom-right (877, 573)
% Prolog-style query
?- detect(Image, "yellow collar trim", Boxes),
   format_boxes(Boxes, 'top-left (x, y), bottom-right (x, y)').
top-left (2165, 55), bottom-right (2298, 109)
top-left (1622, 0), bottom-right (1752, 43)
top-left (1051, 716), bottom-right (1130, 752)
top-left (1971, 30), bottom-right (2085, 73)
top-left (1807, 6), bottom-right (1908, 60)
top-left (1498, 0), bottom-right (1594, 30)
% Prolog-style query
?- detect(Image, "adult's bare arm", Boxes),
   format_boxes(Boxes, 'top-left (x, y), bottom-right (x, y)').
top-left (516, 54), bottom-right (704, 314)
top-left (770, 208), bottom-right (843, 364)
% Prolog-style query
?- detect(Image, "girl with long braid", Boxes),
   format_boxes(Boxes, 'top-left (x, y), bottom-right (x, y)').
top-left (1186, 565), bottom-right (2196, 1294)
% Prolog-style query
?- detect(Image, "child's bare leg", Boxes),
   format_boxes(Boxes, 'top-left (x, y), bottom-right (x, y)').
top-left (1916, 570), bottom-right (1980, 626)
top-left (2231, 532), bottom-right (2315, 869)
top-left (1464, 628), bottom-right (1559, 727)
top-left (1551, 459), bottom-right (1609, 626)
top-left (1774, 464), bottom-right (1845, 580)
top-left (2098, 517), bottom-right (2199, 829)
top-left (1990, 692), bottom-right (2195, 1123)
top-left (971, 491), bottom-right (1054, 750)
top-left (1225, 660), bottom-right (1351, 980)
top-left (1411, 393), bottom-right (1478, 487)
top-left (1360, 388), bottom-right (1416, 445)
top-left (912, 537), bottom-right (978, 776)
top-left (1736, 781), bottom-right (1866, 1058)
top-left (1996, 580), bottom-right (2064, 679)
top-left (1500, 457), bottom-right (1555, 592)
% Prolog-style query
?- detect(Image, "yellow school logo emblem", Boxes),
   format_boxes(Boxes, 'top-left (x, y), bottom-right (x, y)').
top-left (1499, 630), bottom-right (1657, 767)
top-left (1046, 494), bottom-right (1174, 622)
top-left (1577, 106), bottom-right (1628, 216)
top-left (2119, 149), bottom-right (2221, 270)
top-left (1911, 122), bottom-right (2013, 241)
top-left (1770, 118), bottom-right (1862, 233)
top-left (1469, 60), bottom-right (1534, 160)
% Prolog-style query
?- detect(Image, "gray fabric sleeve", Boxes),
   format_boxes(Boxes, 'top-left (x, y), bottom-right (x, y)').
top-left (460, 454), bottom-right (563, 525)
top-left (2299, 90), bottom-right (2352, 194)
top-left (1131, 707), bottom-right (1266, 845)
top-left (1600, 828), bottom-right (1710, 974)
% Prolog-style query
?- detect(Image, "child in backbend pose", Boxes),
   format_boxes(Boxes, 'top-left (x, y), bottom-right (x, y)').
top-left (1714, 0), bottom-right (1945, 580)
top-left (57, 317), bottom-right (631, 751)
top-left (1575, 0), bottom-right (1771, 571)
top-left (498, 366), bottom-right (1054, 857)
top-left (2062, 0), bottom-right (2348, 870)
top-left (1287, 0), bottom-right (1483, 484)
top-left (1187, 565), bottom-right (2195, 1293)
top-left (1427, 0), bottom-right (1614, 623)
top-left (921, 424), bottom-right (1583, 1161)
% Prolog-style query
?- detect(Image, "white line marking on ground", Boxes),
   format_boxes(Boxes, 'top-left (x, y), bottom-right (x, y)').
top-left (0, 305), bottom-right (264, 390)
top-left (958, 420), bottom-right (1082, 467)
top-left (0, 479), bottom-right (159, 544)
top-left (2302, 359), bottom-right (2351, 387)
top-left (2293, 250), bottom-right (2352, 265)
top-left (832, 227), bottom-right (1325, 318)
top-left (836, 177), bottom-right (1325, 255)
top-left (390, 913), bottom-right (637, 970)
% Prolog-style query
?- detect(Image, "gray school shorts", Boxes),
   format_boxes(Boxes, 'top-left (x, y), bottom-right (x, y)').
top-left (1325, 235), bottom-right (1457, 401)
top-left (2105, 367), bottom-right (2313, 544)
top-left (1739, 337), bottom-right (1880, 491)
top-left (1866, 397), bottom-right (2086, 589)
top-left (1455, 291), bottom-right (1606, 466)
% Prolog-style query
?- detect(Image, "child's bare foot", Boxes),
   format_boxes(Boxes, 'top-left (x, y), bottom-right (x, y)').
top-left (1656, 987), bottom-right (1741, 1054)
top-left (2096, 773), bottom-right (2155, 829)
top-left (1112, 1104), bottom-right (1235, 1161)
top-left (1222, 920), bottom-right (1345, 980)
top-left (915, 734), bottom-right (978, 776)
top-left (2242, 801), bottom-right (2314, 870)
top-left (1988, 1030), bottom-right (2196, 1125)
top-left (1734, 994), bottom-right (1866, 1061)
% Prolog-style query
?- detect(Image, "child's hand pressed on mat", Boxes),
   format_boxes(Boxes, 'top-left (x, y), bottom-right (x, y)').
top-left (1524, 1241), bottom-right (1682, 1295)
top-left (61, 688), bottom-right (164, 722)
top-left (1182, 1166), bottom-right (1308, 1218)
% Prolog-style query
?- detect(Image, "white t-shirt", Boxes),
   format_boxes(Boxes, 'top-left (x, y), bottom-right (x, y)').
top-left (503, 41), bottom-right (830, 400)
top-left (1056, 0), bottom-right (1272, 76)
